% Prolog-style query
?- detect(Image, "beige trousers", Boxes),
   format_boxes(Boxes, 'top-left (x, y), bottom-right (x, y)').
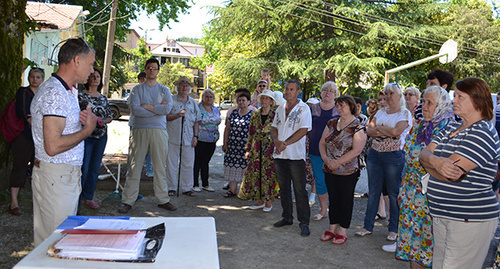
top-left (432, 216), bottom-right (498, 268)
top-left (122, 128), bottom-right (170, 206)
top-left (166, 143), bottom-right (195, 193)
top-left (32, 161), bottom-right (81, 247)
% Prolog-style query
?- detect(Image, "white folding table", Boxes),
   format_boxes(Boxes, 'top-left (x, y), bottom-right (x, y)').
top-left (14, 217), bottom-right (219, 269)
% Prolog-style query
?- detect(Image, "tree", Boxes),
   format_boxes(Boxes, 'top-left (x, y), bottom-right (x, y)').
top-left (0, 0), bottom-right (28, 191)
top-left (157, 62), bottom-right (194, 92)
top-left (200, 0), bottom-right (500, 99)
top-left (47, 0), bottom-right (191, 93)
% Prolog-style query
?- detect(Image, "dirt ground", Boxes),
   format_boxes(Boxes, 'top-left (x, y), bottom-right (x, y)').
top-left (1, 149), bottom-right (498, 268)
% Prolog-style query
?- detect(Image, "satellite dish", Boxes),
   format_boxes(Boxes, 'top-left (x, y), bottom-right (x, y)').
top-left (439, 39), bottom-right (458, 64)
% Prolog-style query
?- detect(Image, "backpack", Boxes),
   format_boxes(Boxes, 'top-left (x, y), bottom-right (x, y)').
top-left (1, 89), bottom-right (27, 143)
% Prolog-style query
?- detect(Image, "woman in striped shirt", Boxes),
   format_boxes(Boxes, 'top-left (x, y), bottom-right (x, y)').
top-left (420, 77), bottom-right (500, 268)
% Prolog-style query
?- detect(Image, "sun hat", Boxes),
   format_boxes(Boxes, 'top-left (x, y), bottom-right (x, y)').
top-left (174, 76), bottom-right (194, 86)
top-left (306, 97), bottom-right (320, 105)
top-left (273, 91), bottom-right (285, 106)
top-left (257, 89), bottom-right (276, 104)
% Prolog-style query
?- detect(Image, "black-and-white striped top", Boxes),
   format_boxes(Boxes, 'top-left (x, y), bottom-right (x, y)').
top-left (427, 119), bottom-right (500, 221)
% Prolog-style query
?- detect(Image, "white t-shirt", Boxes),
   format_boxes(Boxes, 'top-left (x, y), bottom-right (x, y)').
top-left (371, 107), bottom-right (412, 152)
top-left (31, 75), bottom-right (84, 165)
top-left (272, 100), bottom-right (312, 160)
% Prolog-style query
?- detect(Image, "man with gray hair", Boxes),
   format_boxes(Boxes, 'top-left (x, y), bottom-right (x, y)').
top-left (271, 79), bottom-right (312, 236)
top-left (166, 76), bottom-right (201, 196)
top-left (30, 38), bottom-right (97, 246)
top-left (119, 57), bottom-right (176, 213)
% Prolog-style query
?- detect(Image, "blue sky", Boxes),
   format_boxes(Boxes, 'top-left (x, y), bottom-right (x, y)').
top-left (130, 0), bottom-right (226, 43)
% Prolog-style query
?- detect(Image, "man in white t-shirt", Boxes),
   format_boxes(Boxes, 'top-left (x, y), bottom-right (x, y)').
top-left (271, 79), bottom-right (312, 236)
top-left (30, 38), bottom-right (97, 246)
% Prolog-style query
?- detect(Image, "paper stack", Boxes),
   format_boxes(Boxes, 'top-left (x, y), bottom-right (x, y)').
top-left (52, 219), bottom-right (147, 260)
top-left (54, 231), bottom-right (146, 260)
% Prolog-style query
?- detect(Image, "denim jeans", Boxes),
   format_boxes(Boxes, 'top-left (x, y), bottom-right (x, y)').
top-left (274, 159), bottom-right (310, 226)
top-left (81, 134), bottom-right (108, 200)
top-left (363, 148), bottom-right (404, 233)
top-left (144, 152), bottom-right (152, 171)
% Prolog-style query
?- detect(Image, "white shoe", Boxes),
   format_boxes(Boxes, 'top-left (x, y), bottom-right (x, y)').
top-left (203, 186), bottom-right (215, 192)
top-left (249, 204), bottom-right (265, 210)
top-left (382, 242), bottom-right (397, 252)
top-left (192, 187), bottom-right (202, 192)
top-left (263, 206), bottom-right (272, 212)
top-left (145, 169), bottom-right (153, 178)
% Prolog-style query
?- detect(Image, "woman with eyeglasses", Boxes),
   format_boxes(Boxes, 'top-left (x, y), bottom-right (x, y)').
top-left (382, 86), bottom-right (454, 268)
top-left (308, 81), bottom-right (340, 221)
top-left (8, 67), bottom-right (45, 216)
top-left (78, 68), bottom-right (112, 210)
top-left (356, 83), bottom-right (412, 241)
top-left (404, 87), bottom-right (421, 116)
top-left (420, 78), bottom-right (500, 268)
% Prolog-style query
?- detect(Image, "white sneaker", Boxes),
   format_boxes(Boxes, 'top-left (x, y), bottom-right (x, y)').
top-left (263, 206), bottom-right (272, 212)
top-left (203, 186), bottom-right (215, 192)
top-left (145, 169), bottom-right (153, 178)
top-left (382, 242), bottom-right (397, 252)
top-left (192, 187), bottom-right (202, 192)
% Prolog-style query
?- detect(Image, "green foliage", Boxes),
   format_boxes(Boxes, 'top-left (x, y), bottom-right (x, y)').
top-left (175, 37), bottom-right (201, 44)
top-left (157, 62), bottom-right (193, 92)
top-left (125, 39), bottom-right (152, 82)
top-left (47, 0), bottom-right (191, 93)
top-left (0, 0), bottom-right (28, 190)
top-left (199, 0), bottom-right (500, 99)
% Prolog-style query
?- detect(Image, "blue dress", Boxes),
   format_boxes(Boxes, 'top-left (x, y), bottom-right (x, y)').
top-left (224, 108), bottom-right (253, 182)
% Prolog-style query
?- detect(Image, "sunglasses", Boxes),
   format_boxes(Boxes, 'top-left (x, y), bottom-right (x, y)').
top-left (447, 159), bottom-right (467, 182)
top-left (258, 85), bottom-right (266, 88)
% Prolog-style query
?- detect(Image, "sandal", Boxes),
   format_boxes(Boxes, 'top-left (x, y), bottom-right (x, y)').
top-left (182, 191), bottom-right (195, 197)
top-left (83, 199), bottom-right (100, 209)
top-left (320, 231), bottom-right (336, 242)
top-left (224, 191), bottom-right (236, 198)
top-left (168, 190), bottom-right (176, 196)
top-left (375, 213), bottom-right (386, 220)
top-left (332, 234), bottom-right (348, 245)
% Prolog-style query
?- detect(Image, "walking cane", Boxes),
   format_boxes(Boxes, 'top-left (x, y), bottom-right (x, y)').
top-left (176, 115), bottom-right (185, 197)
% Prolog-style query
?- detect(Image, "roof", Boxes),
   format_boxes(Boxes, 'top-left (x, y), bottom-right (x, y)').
top-left (26, 2), bottom-right (83, 30)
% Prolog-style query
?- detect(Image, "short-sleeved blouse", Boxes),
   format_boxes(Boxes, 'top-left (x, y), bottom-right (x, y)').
top-left (371, 108), bottom-right (412, 152)
top-left (198, 103), bottom-right (221, 143)
top-left (322, 117), bottom-right (365, 175)
top-left (78, 91), bottom-right (112, 139)
top-left (428, 120), bottom-right (500, 221)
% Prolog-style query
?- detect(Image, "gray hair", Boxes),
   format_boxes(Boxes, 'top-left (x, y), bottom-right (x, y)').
top-left (174, 84), bottom-right (192, 94)
top-left (405, 87), bottom-right (421, 100)
top-left (321, 81), bottom-right (340, 97)
top-left (202, 88), bottom-right (215, 98)
top-left (384, 82), bottom-right (406, 112)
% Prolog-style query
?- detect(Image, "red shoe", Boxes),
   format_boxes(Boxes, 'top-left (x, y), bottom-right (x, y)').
top-left (332, 234), bottom-right (347, 245)
top-left (320, 231), bottom-right (335, 242)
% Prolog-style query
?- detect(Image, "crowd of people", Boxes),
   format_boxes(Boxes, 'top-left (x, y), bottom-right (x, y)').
top-left (7, 38), bottom-right (500, 267)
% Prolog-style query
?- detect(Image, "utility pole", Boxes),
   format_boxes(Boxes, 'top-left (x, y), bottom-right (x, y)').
top-left (102, 0), bottom-right (118, 97)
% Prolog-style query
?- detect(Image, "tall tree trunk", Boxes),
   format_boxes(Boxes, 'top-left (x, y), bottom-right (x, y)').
top-left (0, 0), bottom-right (28, 191)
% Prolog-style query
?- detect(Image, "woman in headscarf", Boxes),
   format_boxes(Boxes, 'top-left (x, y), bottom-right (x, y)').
top-left (383, 86), bottom-right (454, 268)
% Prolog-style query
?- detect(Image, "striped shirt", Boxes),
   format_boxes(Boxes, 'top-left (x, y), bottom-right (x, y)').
top-left (427, 120), bottom-right (500, 221)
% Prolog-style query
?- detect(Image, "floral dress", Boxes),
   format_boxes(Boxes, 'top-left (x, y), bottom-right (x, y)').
top-left (396, 118), bottom-right (452, 267)
top-left (224, 108), bottom-right (253, 182)
top-left (238, 109), bottom-right (279, 201)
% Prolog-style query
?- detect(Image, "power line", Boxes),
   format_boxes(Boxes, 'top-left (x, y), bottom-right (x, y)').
top-left (253, 1), bottom-right (500, 66)
top-left (273, 0), bottom-right (500, 62)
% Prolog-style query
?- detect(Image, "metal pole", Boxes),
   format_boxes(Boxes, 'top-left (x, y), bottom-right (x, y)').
top-left (384, 52), bottom-right (448, 85)
top-left (102, 0), bottom-right (118, 97)
top-left (176, 116), bottom-right (185, 197)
